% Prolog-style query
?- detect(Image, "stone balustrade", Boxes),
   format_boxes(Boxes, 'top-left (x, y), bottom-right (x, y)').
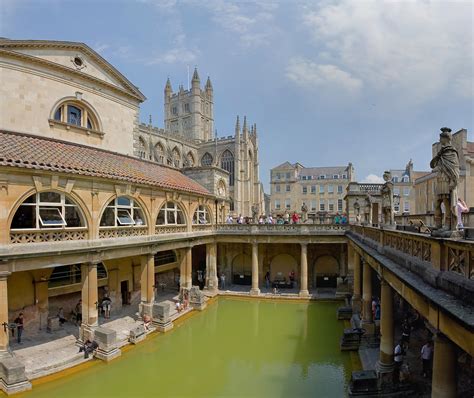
top-left (10, 228), bottom-right (88, 244)
top-left (98, 226), bottom-right (148, 239)
top-left (216, 223), bottom-right (348, 234)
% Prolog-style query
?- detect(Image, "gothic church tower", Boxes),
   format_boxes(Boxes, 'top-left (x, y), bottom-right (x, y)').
top-left (164, 69), bottom-right (214, 142)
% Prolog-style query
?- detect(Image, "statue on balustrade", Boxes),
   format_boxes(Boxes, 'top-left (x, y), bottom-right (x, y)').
top-left (354, 199), bottom-right (361, 224)
top-left (381, 171), bottom-right (394, 227)
top-left (430, 127), bottom-right (460, 235)
top-left (301, 202), bottom-right (308, 223)
top-left (251, 204), bottom-right (259, 222)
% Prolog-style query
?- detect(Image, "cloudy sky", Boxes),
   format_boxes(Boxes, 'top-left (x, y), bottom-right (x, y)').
top-left (1, 0), bottom-right (473, 189)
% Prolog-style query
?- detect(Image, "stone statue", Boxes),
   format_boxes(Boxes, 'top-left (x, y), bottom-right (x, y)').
top-left (354, 199), bottom-right (361, 223)
top-left (301, 202), bottom-right (308, 223)
top-left (381, 171), bottom-right (394, 226)
top-left (430, 127), bottom-right (460, 232)
top-left (364, 195), bottom-right (372, 224)
top-left (251, 204), bottom-right (259, 222)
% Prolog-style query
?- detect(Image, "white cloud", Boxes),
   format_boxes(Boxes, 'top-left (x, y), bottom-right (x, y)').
top-left (362, 174), bottom-right (384, 184)
top-left (286, 57), bottom-right (363, 93)
top-left (299, 1), bottom-right (473, 103)
top-left (147, 47), bottom-right (199, 65)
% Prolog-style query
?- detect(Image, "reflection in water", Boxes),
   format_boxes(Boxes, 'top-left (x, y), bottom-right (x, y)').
top-left (22, 298), bottom-right (352, 398)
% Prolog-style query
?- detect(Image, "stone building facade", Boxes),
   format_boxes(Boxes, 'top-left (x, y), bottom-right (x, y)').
top-left (269, 162), bottom-right (355, 217)
top-left (134, 70), bottom-right (264, 217)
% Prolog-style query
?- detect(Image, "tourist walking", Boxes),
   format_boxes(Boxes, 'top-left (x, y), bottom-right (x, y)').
top-left (291, 212), bottom-right (299, 224)
top-left (394, 341), bottom-right (404, 383)
top-left (401, 319), bottom-right (411, 345)
top-left (14, 312), bottom-right (24, 344)
top-left (102, 294), bottom-right (112, 319)
top-left (283, 212), bottom-right (290, 224)
top-left (75, 299), bottom-right (82, 325)
top-left (220, 273), bottom-right (226, 290)
top-left (420, 341), bottom-right (433, 378)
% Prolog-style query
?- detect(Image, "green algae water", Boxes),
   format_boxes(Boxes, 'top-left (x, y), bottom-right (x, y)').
top-left (20, 298), bottom-right (353, 398)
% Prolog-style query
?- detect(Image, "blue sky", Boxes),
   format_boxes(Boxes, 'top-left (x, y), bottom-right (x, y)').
top-left (1, 0), bottom-right (473, 190)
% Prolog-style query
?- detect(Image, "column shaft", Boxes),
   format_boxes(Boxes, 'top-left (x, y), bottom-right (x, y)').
top-left (81, 263), bottom-right (98, 327)
top-left (0, 272), bottom-right (10, 352)
top-left (352, 249), bottom-right (361, 312)
top-left (206, 243), bottom-right (218, 291)
top-left (362, 260), bottom-right (373, 324)
top-left (141, 254), bottom-right (155, 303)
top-left (186, 247), bottom-right (192, 288)
top-left (379, 280), bottom-right (394, 366)
top-left (432, 334), bottom-right (457, 398)
top-left (299, 243), bottom-right (309, 297)
top-left (250, 243), bottom-right (260, 295)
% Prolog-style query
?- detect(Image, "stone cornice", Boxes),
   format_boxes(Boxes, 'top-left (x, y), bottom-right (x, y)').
top-left (0, 47), bottom-right (145, 103)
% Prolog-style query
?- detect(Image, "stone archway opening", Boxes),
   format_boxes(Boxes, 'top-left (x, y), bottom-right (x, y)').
top-left (313, 255), bottom-right (339, 288)
top-left (269, 254), bottom-right (298, 289)
top-left (232, 253), bottom-right (252, 285)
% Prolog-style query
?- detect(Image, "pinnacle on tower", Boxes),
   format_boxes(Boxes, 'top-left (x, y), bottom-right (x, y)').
top-left (165, 77), bottom-right (172, 93)
top-left (192, 68), bottom-right (200, 84)
top-left (235, 115), bottom-right (240, 136)
top-left (205, 76), bottom-right (213, 91)
top-left (254, 123), bottom-right (257, 136)
top-left (242, 116), bottom-right (248, 133)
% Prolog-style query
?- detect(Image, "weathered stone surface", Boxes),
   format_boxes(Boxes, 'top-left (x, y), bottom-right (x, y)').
top-left (0, 355), bottom-right (32, 394)
top-left (153, 302), bottom-right (171, 322)
top-left (47, 317), bottom-right (60, 333)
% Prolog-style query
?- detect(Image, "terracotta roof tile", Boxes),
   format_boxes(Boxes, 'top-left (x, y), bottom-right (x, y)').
top-left (0, 130), bottom-right (211, 196)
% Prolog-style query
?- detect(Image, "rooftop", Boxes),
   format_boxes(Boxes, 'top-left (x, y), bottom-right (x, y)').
top-left (0, 130), bottom-right (211, 196)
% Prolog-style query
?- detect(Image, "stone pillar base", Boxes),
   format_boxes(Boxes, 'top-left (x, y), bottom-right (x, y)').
top-left (376, 360), bottom-right (395, 389)
top-left (154, 321), bottom-right (174, 333)
top-left (299, 290), bottom-right (310, 298)
top-left (139, 302), bottom-right (154, 318)
top-left (361, 321), bottom-right (375, 335)
top-left (249, 288), bottom-right (260, 296)
top-left (78, 324), bottom-right (96, 344)
top-left (191, 302), bottom-right (207, 311)
top-left (0, 354), bottom-right (32, 395)
top-left (80, 326), bottom-right (121, 362)
top-left (95, 347), bottom-right (121, 362)
top-left (352, 296), bottom-right (362, 313)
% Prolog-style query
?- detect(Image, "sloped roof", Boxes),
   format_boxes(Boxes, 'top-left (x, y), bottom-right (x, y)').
top-left (0, 130), bottom-right (211, 196)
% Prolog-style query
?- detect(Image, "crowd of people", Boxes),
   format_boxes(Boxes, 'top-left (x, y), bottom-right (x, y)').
top-left (225, 212), bottom-right (348, 225)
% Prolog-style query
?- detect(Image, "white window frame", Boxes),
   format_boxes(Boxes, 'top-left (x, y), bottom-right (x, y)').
top-left (100, 197), bottom-right (146, 228)
top-left (328, 185), bottom-right (334, 194)
top-left (337, 199), bottom-right (343, 212)
top-left (38, 207), bottom-right (66, 227)
top-left (116, 209), bottom-right (135, 226)
top-left (319, 201), bottom-right (325, 211)
top-left (157, 202), bottom-right (186, 226)
top-left (275, 200), bottom-right (281, 210)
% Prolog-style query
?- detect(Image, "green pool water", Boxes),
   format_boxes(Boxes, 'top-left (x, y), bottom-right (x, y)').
top-left (20, 298), bottom-right (353, 398)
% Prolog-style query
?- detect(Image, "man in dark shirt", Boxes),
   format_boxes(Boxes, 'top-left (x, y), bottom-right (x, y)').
top-left (14, 313), bottom-right (24, 344)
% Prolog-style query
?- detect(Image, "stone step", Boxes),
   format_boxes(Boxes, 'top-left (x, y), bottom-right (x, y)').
top-left (26, 350), bottom-right (93, 380)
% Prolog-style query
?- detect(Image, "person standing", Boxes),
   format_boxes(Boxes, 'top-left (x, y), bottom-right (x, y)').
top-left (220, 273), bottom-right (226, 290)
top-left (265, 271), bottom-right (270, 289)
top-left (420, 341), bottom-right (433, 378)
top-left (283, 211), bottom-right (290, 224)
top-left (75, 299), bottom-right (82, 326)
top-left (394, 341), bottom-right (404, 383)
top-left (102, 295), bottom-right (112, 319)
top-left (14, 313), bottom-right (24, 344)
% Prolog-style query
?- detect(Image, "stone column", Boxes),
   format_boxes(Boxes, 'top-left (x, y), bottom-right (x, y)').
top-left (0, 271), bottom-right (10, 352)
top-left (205, 242), bottom-right (218, 292)
top-left (250, 242), bottom-right (260, 296)
top-left (432, 334), bottom-right (457, 398)
top-left (299, 243), bottom-right (309, 297)
top-left (139, 253), bottom-right (155, 317)
top-left (81, 262), bottom-right (98, 341)
top-left (376, 280), bottom-right (394, 383)
top-left (361, 259), bottom-right (374, 333)
top-left (352, 249), bottom-right (362, 312)
top-left (180, 247), bottom-right (192, 289)
top-left (34, 278), bottom-right (49, 330)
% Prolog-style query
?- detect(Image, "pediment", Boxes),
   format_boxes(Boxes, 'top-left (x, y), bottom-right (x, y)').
top-left (0, 39), bottom-right (145, 101)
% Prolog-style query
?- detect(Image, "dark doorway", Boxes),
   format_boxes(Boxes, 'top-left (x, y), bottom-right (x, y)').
top-left (316, 275), bottom-right (337, 288)
top-left (192, 245), bottom-right (206, 289)
top-left (121, 280), bottom-right (130, 305)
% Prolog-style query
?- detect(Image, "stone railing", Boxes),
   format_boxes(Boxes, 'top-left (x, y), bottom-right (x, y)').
top-left (98, 226), bottom-right (149, 239)
top-left (154, 225), bottom-right (188, 235)
top-left (347, 182), bottom-right (383, 194)
top-left (191, 224), bottom-right (214, 232)
top-left (349, 224), bottom-right (474, 279)
top-left (10, 228), bottom-right (88, 244)
top-left (216, 223), bottom-right (348, 234)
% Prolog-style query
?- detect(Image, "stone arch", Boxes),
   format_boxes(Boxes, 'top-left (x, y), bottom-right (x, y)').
top-left (49, 96), bottom-right (103, 132)
top-left (313, 255), bottom-right (339, 288)
top-left (8, 188), bottom-right (91, 232)
top-left (270, 253), bottom-right (298, 281)
top-left (154, 142), bottom-right (165, 163)
top-left (98, 194), bottom-right (151, 229)
top-left (232, 253), bottom-right (252, 278)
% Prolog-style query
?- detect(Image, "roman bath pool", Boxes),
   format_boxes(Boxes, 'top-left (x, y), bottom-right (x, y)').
top-left (17, 298), bottom-right (356, 398)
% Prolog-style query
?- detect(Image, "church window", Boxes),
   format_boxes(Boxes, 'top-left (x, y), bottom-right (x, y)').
top-left (157, 202), bottom-right (186, 225)
top-left (221, 150), bottom-right (234, 186)
top-left (138, 137), bottom-right (147, 159)
top-left (154, 143), bottom-right (165, 163)
top-left (201, 152), bottom-right (213, 166)
top-left (11, 192), bottom-right (85, 230)
top-left (184, 103), bottom-right (190, 113)
top-left (172, 106), bottom-right (178, 115)
top-left (100, 196), bottom-right (146, 227)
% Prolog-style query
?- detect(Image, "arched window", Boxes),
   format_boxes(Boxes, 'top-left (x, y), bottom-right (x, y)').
top-left (193, 205), bottom-right (211, 224)
top-left (100, 196), bottom-right (146, 227)
top-left (154, 143), bottom-right (165, 164)
top-left (221, 150), bottom-right (234, 186)
top-left (172, 148), bottom-right (181, 168)
top-left (138, 137), bottom-right (147, 159)
top-left (52, 100), bottom-right (100, 131)
top-left (217, 179), bottom-right (227, 197)
top-left (11, 192), bottom-right (86, 230)
top-left (48, 263), bottom-right (107, 289)
top-left (201, 152), bottom-right (213, 166)
top-left (186, 152), bottom-right (195, 167)
top-left (156, 202), bottom-right (185, 225)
